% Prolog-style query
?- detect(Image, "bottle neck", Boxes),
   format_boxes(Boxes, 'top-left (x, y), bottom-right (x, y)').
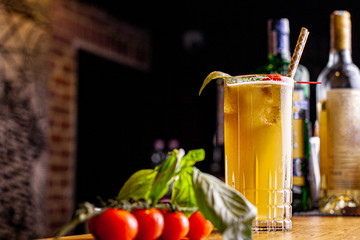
top-left (268, 31), bottom-right (291, 61)
top-left (328, 49), bottom-right (353, 65)
top-left (329, 10), bottom-right (352, 65)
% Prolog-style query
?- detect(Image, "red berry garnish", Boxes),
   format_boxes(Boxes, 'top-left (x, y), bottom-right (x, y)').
top-left (266, 73), bottom-right (283, 81)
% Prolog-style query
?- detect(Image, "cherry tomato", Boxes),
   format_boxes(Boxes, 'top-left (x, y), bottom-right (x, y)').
top-left (160, 211), bottom-right (189, 240)
top-left (132, 208), bottom-right (165, 240)
top-left (187, 211), bottom-right (214, 240)
top-left (94, 208), bottom-right (139, 240)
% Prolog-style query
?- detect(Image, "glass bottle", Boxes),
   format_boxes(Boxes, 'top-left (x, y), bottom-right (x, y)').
top-left (317, 10), bottom-right (360, 214)
top-left (257, 18), bottom-right (312, 212)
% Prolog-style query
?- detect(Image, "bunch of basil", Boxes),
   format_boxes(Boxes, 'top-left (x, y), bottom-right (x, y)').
top-left (117, 149), bottom-right (256, 240)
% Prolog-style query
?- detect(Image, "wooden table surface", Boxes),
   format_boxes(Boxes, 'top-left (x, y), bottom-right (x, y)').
top-left (38, 216), bottom-right (360, 240)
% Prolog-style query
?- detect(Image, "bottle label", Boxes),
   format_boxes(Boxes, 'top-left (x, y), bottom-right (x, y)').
top-left (326, 89), bottom-right (360, 189)
top-left (293, 158), bottom-right (305, 186)
top-left (293, 119), bottom-right (304, 159)
top-left (293, 89), bottom-right (308, 187)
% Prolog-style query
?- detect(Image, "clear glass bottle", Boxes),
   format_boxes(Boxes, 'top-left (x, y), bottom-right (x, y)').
top-left (257, 18), bottom-right (312, 212)
top-left (317, 10), bottom-right (360, 214)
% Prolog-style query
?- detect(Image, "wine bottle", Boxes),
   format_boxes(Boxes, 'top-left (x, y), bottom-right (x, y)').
top-left (317, 10), bottom-right (360, 214)
top-left (257, 18), bottom-right (312, 212)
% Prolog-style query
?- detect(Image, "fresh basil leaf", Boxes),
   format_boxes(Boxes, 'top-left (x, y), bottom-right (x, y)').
top-left (149, 149), bottom-right (185, 204)
top-left (171, 149), bottom-right (205, 215)
top-left (192, 168), bottom-right (257, 240)
top-left (116, 169), bottom-right (157, 201)
top-left (180, 149), bottom-right (205, 167)
top-left (171, 167), bottom-right (197, 216)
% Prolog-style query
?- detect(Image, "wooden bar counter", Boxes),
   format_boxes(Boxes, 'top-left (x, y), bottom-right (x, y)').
top-left (38, 216), bottom-right (360, 240)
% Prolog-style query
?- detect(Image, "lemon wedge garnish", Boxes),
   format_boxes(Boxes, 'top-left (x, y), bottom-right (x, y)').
top-left (199, 71), bottom-right (231, 96)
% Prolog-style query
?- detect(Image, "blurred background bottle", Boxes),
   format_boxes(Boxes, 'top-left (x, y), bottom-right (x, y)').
top-left (316, 10), bottom-right (360, 214)
top-left (257, 18), bottom-right (312, 212)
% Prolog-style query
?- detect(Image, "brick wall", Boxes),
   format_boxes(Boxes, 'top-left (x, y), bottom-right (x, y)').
top-left (46, 0), bottom-right (151, 235)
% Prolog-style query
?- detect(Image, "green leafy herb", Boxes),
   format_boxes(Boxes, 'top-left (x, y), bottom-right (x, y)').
top-left (192, 168), bottom-right (256, 240)
top-left (116, 169), bottom-right (157, 201)
top-left (116, 149), bottom-right (184, 205)
top-left (171, 149), bottom-right (205, 216)
top-left (149, 149), bottom-right (184, 204)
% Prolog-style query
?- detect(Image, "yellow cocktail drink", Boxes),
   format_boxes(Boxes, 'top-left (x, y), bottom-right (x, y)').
top-left (224, 75), bottom-right (293, 231)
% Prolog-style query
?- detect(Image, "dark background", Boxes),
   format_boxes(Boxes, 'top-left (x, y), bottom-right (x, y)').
top-left (101, 0), bottom-right (360, 132)
top-left (75, 0), bottom-right (360, 203)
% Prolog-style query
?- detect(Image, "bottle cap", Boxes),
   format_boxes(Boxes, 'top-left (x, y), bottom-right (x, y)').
top-left (268, 18), bottom-right (290, 57)
top-left (331, 10), bottom-right (351, 50)
top-left (268, 18), bottom-right (290, 34)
